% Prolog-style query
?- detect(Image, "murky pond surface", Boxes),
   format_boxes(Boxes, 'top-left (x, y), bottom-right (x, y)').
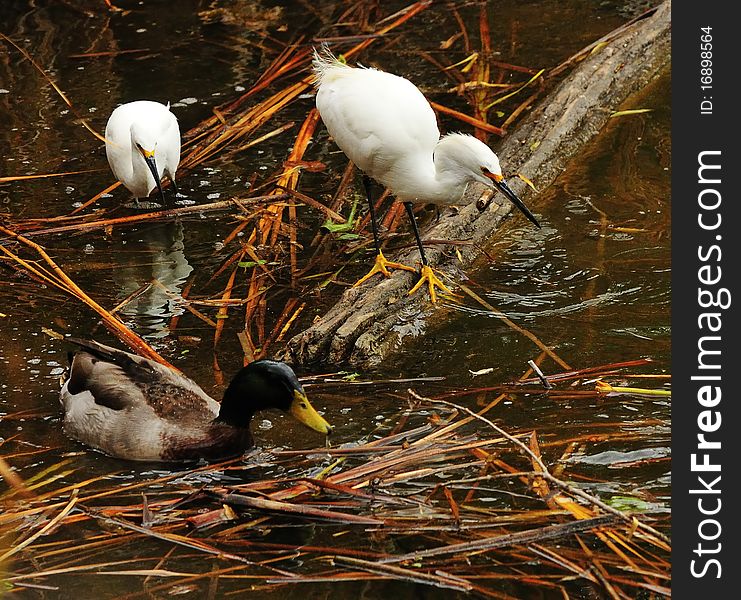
top-left (1, 1), bottom-right (669, 597)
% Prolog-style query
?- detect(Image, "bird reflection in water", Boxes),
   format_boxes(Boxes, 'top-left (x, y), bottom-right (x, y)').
top-left (114, 222), bottom-right (193, 338)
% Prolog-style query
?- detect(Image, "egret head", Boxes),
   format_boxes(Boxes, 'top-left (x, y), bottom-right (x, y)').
top-left (130, 122), bottom-right (165, 204)
top-left (438, 134), bottom-right (540, 228)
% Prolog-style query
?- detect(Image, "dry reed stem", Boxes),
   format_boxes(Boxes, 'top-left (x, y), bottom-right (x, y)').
top-left (0, 34), bottom-right (106, 143)
top-left (0, 169), bottom-right (106, 183)
top-left (458, 282), bottom-right (572, 370)
top-left (9, 198), bottom-right (281, 239)
top-left (429, 101), bottom-right (505, 135)
top-left (0, 491), bottom-right (78, 563)
top-left (408, 392), bottom-right (670, 547)
top-left (0, 225), bottom-right (173, 367)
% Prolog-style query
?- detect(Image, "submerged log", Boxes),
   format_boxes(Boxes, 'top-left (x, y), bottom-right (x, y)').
top-left (280, 1), bottom-right (671, 369)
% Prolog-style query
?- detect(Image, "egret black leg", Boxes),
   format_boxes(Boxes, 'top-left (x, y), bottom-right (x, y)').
top-left (404, 201), bottom-right (428, 266)
top-left (171, 178), bottom-right (179, 196)
top-left (353, 175), bottom-right (415, 287)
top-left (363, 175), bottom-right (381, 254)
top-left (403, 201), bottom-right (454, 303)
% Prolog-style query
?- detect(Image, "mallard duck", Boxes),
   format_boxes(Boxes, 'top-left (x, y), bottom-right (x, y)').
top-left (59, 338), bottom-right (332, 461)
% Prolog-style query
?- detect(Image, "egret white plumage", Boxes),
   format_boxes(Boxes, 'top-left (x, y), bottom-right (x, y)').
top-left (312, 48), bottom-right (540, 302)
top-left (105, 100), bottom-right (180, 206)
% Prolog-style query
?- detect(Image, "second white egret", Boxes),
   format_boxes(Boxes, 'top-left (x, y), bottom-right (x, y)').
top-left (313, 48), bottom-right (540, 302)
top-left (105, 100), bottom-right (181, 206)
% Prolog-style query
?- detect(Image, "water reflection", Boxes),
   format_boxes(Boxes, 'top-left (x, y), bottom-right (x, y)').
top-left (114, 221), bottom-right (193, 338)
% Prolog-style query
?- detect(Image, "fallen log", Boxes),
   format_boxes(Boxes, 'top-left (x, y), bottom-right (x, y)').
top-left (280, 1), bottom-right (671, 368)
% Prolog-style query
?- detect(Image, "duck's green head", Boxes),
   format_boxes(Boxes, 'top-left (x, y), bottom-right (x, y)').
top-left (219, 360), bottom-right (332, 435)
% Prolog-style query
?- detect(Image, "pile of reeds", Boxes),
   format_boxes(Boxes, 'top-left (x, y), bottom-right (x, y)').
top-left (1, 356), bottom-right (670, 597)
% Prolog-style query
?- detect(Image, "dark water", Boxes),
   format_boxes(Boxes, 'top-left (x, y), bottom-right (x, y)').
top-left (1, 1), bottom-right (669, 597)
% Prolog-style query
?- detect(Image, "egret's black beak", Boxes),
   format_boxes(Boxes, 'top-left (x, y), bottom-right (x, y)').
top-left (488, 174), bottom-right (541, 229)
top-left (142, 150), bottom-right (165, 205)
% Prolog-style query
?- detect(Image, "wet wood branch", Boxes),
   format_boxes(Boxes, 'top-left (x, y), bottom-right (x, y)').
top-left (279, 1), bottom-right (670, 368)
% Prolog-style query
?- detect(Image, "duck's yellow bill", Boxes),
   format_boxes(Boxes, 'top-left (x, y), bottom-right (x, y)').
top-left (289, 390), bottom-right (332, 435)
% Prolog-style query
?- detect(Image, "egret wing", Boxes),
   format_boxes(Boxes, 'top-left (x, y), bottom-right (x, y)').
top-left (159, 110), bottom-right (181, 180)
top-left (316, 67), bottom-right (440, 185)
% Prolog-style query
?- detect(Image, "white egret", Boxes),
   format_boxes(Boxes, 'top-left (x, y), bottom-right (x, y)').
top-left (105, 100), bottom-right (180, 206)
top-left (312, 48), bottom-right (540, 302)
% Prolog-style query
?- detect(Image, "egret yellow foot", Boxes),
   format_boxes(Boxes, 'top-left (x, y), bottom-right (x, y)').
top-left (354, 250), bottom-right (416, 286)
top-left (408, 265), bottom-right (454, 304)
